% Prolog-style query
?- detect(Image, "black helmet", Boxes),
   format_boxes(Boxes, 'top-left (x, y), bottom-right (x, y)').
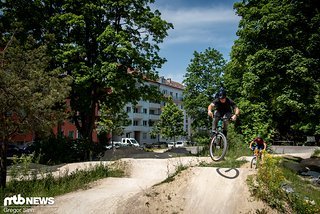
top-left (218, 89), bottom-right (226, 99)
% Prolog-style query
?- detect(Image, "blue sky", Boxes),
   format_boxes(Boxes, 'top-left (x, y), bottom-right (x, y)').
top-left (152, 0), bottom-right (240, 83)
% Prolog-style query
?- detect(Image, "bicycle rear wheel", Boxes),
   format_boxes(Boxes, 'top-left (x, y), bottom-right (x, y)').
top-left (209, 133), bottom-right (227, 161)
top-left (250, 156), bottom-right (257, 169)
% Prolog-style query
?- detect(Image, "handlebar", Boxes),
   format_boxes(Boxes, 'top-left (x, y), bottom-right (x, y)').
top-left (209, 114), bottom-right (237, 121)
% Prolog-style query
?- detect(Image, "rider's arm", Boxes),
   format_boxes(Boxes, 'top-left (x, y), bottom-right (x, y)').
top-left (249, 141), bottom-right (253, 149)
top-left (263, 142), bottom-right (267, 151)
top-left (231, 106), bottom-right (240, 121)
top-left (208, 103), bottom-right (215, 117)
top-left (234, 106), bottom-right (240, 116)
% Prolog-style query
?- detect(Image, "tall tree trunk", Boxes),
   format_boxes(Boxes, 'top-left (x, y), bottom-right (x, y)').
top-left (0, 140), bottom-right (8, 189)
top-left (72, 87), bottom-right (98, 143)
top-left (72, 90), bottom-right (98, 161)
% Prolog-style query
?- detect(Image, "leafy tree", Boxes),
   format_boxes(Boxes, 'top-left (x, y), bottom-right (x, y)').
top-left (183, 48), bottom-right (226, 135)
top-left (96, 103), bottom-right (130, 146)
top-left (153, 100), bottom-right (186, 142)
top-left (0, 37), bottom-right (71, 188)
top-left (225, 0), bottom-right (320, 140)
top-left (0, 0), bottom-right (173, 144)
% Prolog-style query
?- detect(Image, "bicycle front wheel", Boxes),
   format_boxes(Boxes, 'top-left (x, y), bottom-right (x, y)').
top-left (250, 156), bottom-right (257, 169)
top-left (209, 133), bottom-right (227, 161)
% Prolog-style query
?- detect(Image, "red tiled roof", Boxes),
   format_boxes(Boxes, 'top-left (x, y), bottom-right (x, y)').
top-left (162, 78), bottom-right (185, 89)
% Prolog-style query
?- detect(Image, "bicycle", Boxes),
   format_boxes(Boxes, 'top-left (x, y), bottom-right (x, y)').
top-left (209, 116), bottom-right (229, 161)
top-left (250, 147), bottom-right (263, 169)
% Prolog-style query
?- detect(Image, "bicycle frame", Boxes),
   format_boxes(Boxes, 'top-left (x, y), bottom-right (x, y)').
top-left (254, 148), bottom-right (260, 157)
top-left (251, 148), bottom-right (263, 169)
top-left (217, 119), bottom-right (223, 132)
top-left (212, 116), bottom-right (229, 134)
top-left (209, 116), bottom-right (229, 161)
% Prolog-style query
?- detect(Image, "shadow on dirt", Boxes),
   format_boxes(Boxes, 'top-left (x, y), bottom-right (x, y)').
top-left (216, 168), bottom-right (240, 179)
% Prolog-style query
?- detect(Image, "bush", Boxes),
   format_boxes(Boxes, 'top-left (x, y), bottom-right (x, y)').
top-left (32, 136), bottom-right (105, 165)
top-left (248, 154), bottom-right (320, 213)
top-left (1, 161), bottom-right (125, 205)
top-left (226, 123), bottom-right (251, 157)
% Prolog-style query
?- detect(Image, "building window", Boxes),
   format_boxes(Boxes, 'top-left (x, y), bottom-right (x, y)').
top-left (143, 120), bottom-right (148, 126)
top-left (126, 133), bottom-right (131, 138)
top-left (143, 133), bottom-right (147, 139)
top-left (134, 108), bottom-right (139, 113)
top-left (68, 131), bottom-right (74, 139)
top-left (133, 120), bottom-right (139, 126)
top-left (126, 107), bottom-right (131, 113)
top-left (76, 131), bottom-right (82, 139)
top-left (143, 108), bottom-right (147, 114)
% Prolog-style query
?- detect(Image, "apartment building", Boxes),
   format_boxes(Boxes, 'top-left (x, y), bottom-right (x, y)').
top-left (11, 77), bottom-right (190, 145)
top-left (114, 76), bottom-right (191, 145)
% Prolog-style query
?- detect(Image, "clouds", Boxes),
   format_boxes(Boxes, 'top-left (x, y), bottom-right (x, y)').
top-left (151, 0), bottom-right (240, 83)
top-left (162, 7), bottom-right (238, 26)
top-left (158, 6), bottom-right (240, 46)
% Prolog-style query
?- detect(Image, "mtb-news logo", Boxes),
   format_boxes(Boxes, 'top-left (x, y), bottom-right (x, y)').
top-left (3, 194), bottom-right (54, 213)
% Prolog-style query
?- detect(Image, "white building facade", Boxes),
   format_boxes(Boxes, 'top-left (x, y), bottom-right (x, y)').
top-left (114, 77), bottom-right (191, 145)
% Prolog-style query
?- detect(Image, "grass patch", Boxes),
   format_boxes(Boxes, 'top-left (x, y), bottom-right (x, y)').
top-left (312, 149), bottom-right (320, 158)
top-left (0, 159), bottom-right (126, 208)
top-left (198, 126), bottom-right (250, 168)
top-left (282, 167), bottom-right (320, 213)
top-left (156, 161), bottom-right (188, 185)
top-left (247, 154), bottom-right (320, 213)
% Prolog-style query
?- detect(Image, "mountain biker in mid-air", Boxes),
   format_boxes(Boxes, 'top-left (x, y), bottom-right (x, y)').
top-left (207, 88), bottom-right (240, 136)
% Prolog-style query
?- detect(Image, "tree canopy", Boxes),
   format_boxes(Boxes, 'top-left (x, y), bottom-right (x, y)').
top-left (152, 100), bottom-right (186, 142)
top-left (0, 37), bottom-right (71, 188)
top-left (0, 37), bottom-right (71, 142)
top-left (183, 48), bottom-right (226, 132)
top-left (225, 0), bottom-right (320, 141)
top-left (0, 0), bottom-right (173, 142)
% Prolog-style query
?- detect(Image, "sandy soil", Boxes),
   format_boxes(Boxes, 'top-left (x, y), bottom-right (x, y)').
top-left (33, 156), bottom-right (280, 214)
top-left (117, 163), bottom-right (278, 214)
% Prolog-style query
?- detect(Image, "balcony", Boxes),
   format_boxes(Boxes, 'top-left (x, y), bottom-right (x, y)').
top-left (149, 114), bottom-right (160, 120)
top-left (149, 102), bottom-right (160, 108)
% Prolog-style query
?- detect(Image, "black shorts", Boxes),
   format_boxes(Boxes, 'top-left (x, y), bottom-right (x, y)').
top-left (251, 145), bottom-right (264, 151)
top-left (214, 111), bottom-right (232, 119)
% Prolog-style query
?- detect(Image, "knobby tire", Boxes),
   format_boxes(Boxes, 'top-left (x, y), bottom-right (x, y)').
top-left (250, 156), bottom-right (257, 169)
top-left (209, 133), bottom-right (227, 161)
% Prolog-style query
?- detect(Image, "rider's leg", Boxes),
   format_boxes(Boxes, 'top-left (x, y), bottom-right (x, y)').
top-left (223, 129), bottom-right (228, 137)
top-left (222, 112), bottom-right (232, 137)
top-left (213, 111), bottom-right (221, 131)
top-left (257, 145), bottom-right (264, 160)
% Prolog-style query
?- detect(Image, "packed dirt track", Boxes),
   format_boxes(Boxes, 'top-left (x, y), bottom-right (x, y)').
top-left (117, 166), bottom-right (277, 214)
top-left (34, 156), bottom-right (279, 214)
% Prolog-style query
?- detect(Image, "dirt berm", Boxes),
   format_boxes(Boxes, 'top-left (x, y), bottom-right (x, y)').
top-left (34, 155), bottom-right (278, 214)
